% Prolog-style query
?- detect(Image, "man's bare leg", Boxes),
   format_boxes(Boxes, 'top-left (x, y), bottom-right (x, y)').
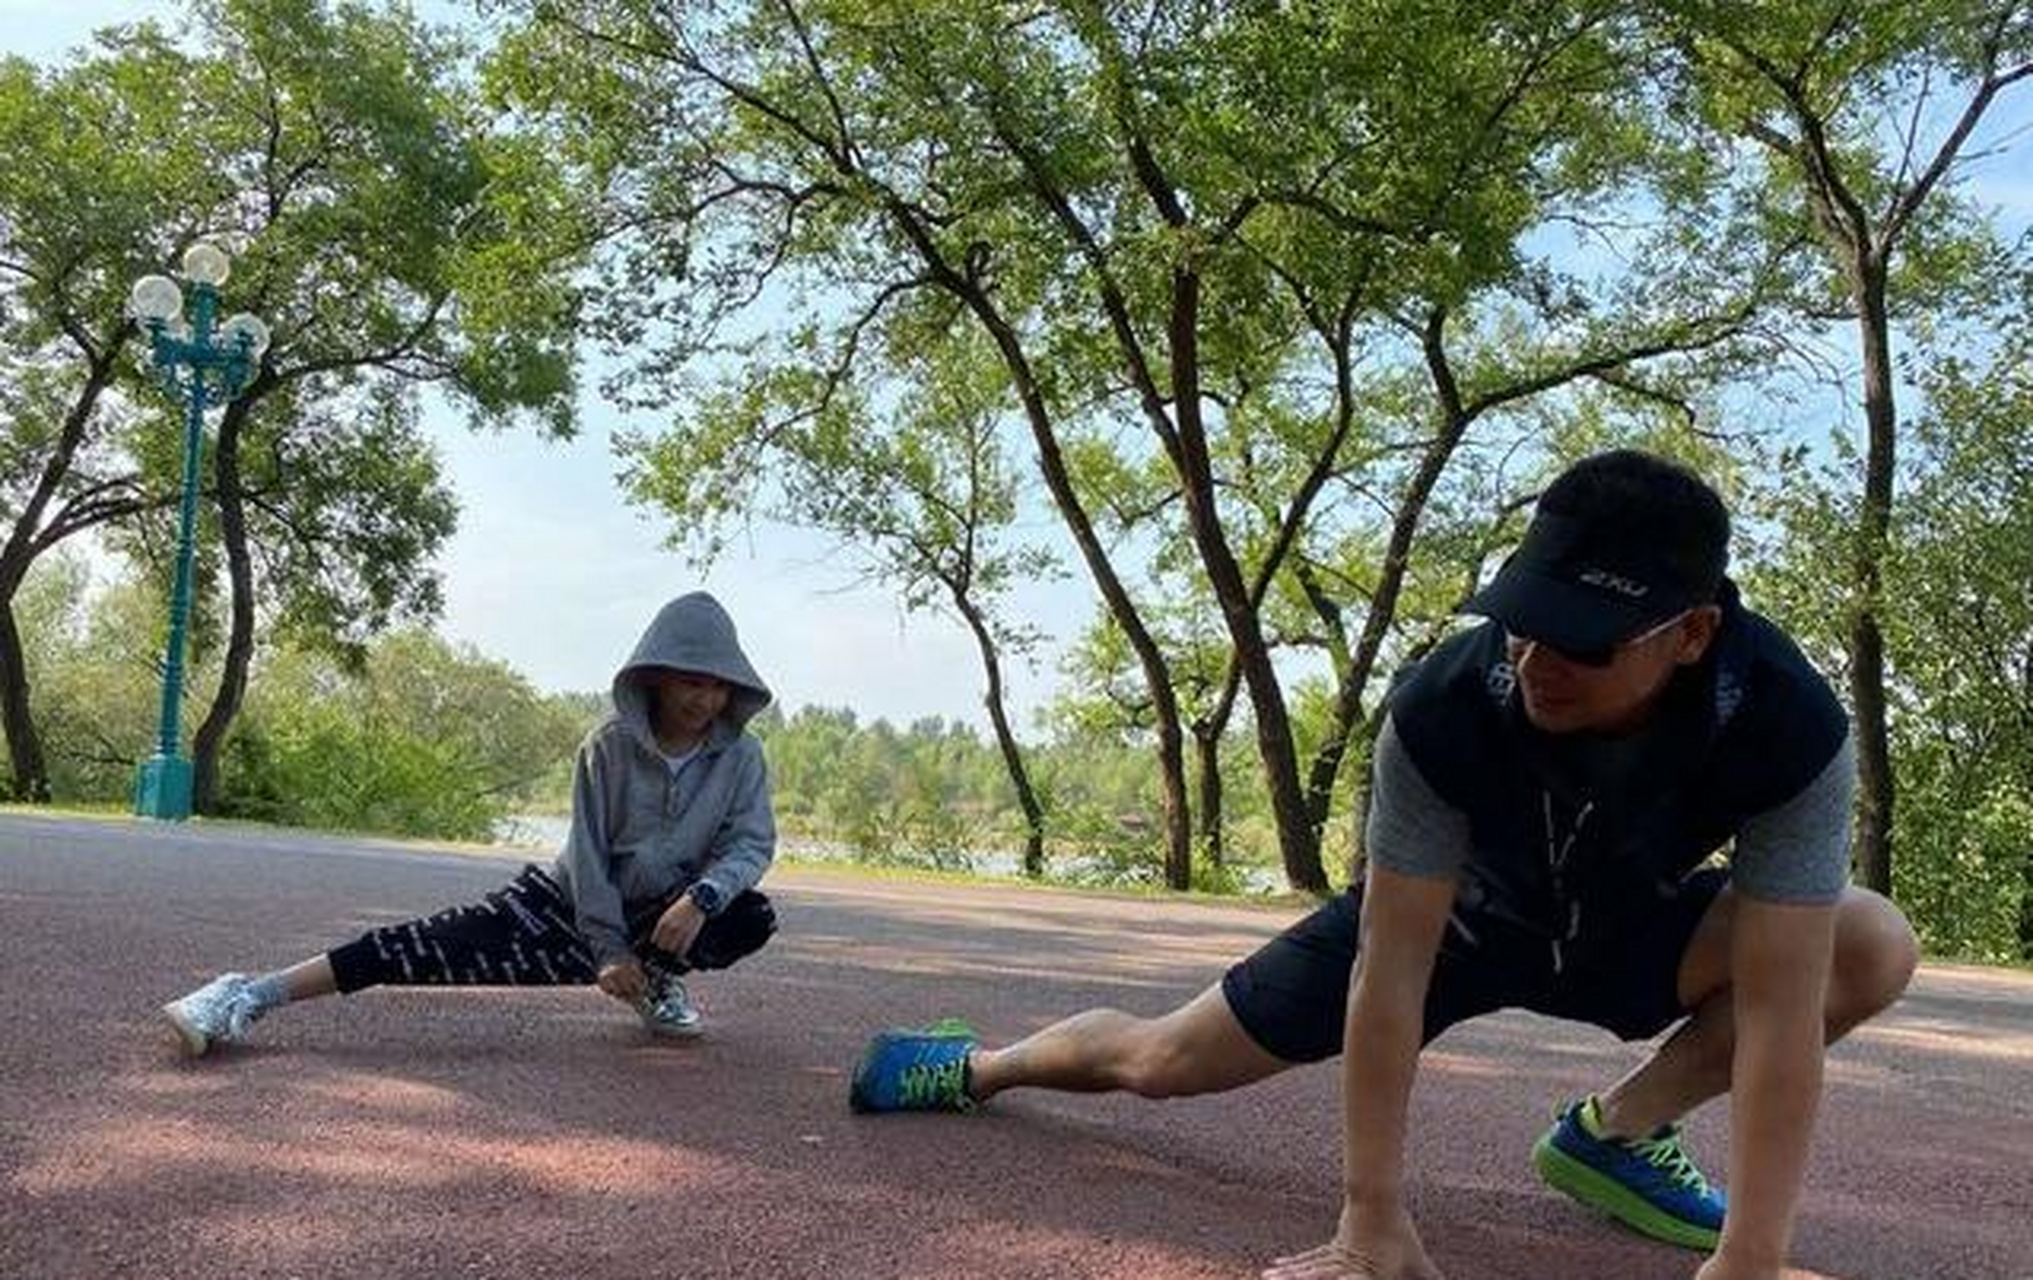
top-left (1595, 886), bottom-right (1918, 1137)
top-left (971, 983), bottom-right (1293, 1102)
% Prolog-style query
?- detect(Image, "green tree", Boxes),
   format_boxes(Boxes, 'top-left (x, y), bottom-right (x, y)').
top-left (625, 326), bottom-right (1059, 874)
top-left (11, 551), bottom-right (136, 801)
top-left (490, 0), bottom-right (1777, 891)
top-left (161, 0), bottom-right (582, 813)
top-left (1662, 0), bottom-right (2033, 895)
top-left (489, 0), bottom-right (1200, 885)
top-left (0, 36), bottom-right (211, 799)
top-left (0, 0), bottom-right (583, 810)
top-left (218, 629), bottom-right (583, 839)
top-left (16, 558), bottom-right (210, 803)
top-left (1881, 289), bottom-right (2033, 958)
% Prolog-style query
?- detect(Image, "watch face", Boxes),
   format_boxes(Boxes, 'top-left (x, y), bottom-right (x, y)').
top-left (690, 883), bottom-right (721, 913)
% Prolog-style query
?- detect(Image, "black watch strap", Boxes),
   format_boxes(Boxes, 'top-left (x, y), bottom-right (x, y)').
top-left (686, 880), bottom-right (724, 915)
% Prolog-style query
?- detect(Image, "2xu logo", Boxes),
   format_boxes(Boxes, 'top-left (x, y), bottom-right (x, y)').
top-left (1577, 568), bottom-right (1650, 598)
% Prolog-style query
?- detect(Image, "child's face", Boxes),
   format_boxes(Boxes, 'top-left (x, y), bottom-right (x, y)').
top-left (644, 669), bottom-right (731, 740)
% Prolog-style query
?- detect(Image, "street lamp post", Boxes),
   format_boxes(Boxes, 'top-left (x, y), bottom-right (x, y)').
top-left (128, 242), bottom-right (269, 821)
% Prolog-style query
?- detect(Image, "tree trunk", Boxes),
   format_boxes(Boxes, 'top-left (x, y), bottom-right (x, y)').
top-left (0, 346), bottom-right (123, 802)
top-left (1192, 721), bottom-right (1224, 873)
top-left (1305, 322), bottom-right (1474, 838)
top-left (1847, 258), bottom-right (1897, 896)
top-left (1194, 326), bottom-right (1367, 890)
top-left (191, 396), bottom-right (262, 815)
top-left (947, 278), bottom-right (1193, 888)
top-left (2019, 854), bottom-right (2033, 961)
top-left (0, 606), bottom-right (50, 801)
top-left (950, 585), bottom-right (1047, 877)
top-left (1346, 720), bottom-right (1379, 884)
top-left (1166, 272), bottom-right (1326, 891)
top-left (917, 131), bottom-right (1195, 886)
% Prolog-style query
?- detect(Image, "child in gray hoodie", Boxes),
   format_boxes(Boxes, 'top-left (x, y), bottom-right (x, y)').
top-left (161, 592), bottom-right (779, 1054)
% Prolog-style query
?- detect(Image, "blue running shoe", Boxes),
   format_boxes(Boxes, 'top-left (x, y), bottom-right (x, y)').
top-left (849, 1019), bottom-right (978, 1113)
top-left (1532, 1097), bottom-right (1726, 1251)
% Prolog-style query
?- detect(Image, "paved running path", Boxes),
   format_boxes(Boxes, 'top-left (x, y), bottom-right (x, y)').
top-left (1, 813), bottom-right (2028, 1279)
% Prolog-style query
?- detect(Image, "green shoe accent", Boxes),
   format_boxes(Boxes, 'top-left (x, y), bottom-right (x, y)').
top-left (898, 1053), bottom-right (969, 1110)
top-left (1532, 1131), bottom-right (1723, 1251)
top-left (1575, 1094), bottom-right (1609, 1137)
top-left (901, 1019), bottom-right (976, 1109)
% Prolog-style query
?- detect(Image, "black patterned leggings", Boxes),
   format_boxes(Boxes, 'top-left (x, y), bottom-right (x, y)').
top-left (326, 864), bottom-right (777, 994)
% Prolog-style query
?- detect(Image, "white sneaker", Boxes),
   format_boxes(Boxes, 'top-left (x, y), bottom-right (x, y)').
top-left (638, 975), bottom-right (704, 1039)
top-left (163, 973), bottom-right (266, 1056)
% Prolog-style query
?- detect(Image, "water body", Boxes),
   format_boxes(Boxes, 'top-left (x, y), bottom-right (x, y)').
top-left (492, 813), bottom-right (1280, 892)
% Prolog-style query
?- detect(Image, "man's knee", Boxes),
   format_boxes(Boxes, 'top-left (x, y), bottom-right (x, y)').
top-left (1835, 889), bottom-right (1919, 1019)
top-left (1110, 1019), bottom-right (1198, 1098)
top-left (1114, 989), bottom-right (1287, 1099)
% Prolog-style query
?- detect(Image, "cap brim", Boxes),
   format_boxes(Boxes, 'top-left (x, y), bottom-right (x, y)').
top-left (1466, 564), bottom-right (1683, 655)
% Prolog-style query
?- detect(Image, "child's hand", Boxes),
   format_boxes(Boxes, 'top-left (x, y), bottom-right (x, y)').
top-left (650, 896), bottom-right (707, 960)
top-left (597, 958), bottom-right (649, 1003)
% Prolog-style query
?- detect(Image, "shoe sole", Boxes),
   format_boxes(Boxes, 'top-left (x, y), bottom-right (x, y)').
top-left (161, 1002), bottom-right (211, 1057)
top-left (1531, 1134), bottom-right (1721, 1252)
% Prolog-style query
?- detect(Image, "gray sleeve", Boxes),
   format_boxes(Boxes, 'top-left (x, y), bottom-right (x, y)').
top-left (1730, 731), bottom-right (1855, 905)
top-left (556, 735), bottom-right (631, 964)
top-left (1364, 715), bottom-right (1472, 881)
top-left (692, 742), bottom-right (777, 911)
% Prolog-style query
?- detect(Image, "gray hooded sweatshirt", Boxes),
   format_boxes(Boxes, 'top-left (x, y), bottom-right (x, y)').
top-left (550, 592), bottom-right (775, 965)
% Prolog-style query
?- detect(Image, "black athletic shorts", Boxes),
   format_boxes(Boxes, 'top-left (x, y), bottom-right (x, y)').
top-left (1221, 866), bottom-right (1729, 1063)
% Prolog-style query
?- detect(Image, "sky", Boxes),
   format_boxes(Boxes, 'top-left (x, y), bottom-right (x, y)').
top-left (424, 407), bottom-right (1087, 723)
top-left (7, 2), bottom-right (2030, 730)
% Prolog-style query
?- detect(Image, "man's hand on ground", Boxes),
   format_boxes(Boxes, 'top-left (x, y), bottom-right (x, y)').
top-left (1260, 1202), bottom-right (1444, 1279)
top-left (1693, 1256), bottom-right (1841, 1280)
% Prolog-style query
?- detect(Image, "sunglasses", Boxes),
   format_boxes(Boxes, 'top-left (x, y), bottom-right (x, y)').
top-left (1506, 609), bottom-right (1694, 668)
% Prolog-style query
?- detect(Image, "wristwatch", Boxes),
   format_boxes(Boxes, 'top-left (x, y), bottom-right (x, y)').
top-left (685, 880), bottom-right (724, 916)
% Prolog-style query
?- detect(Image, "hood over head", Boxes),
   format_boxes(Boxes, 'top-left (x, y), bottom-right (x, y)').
top-left (611, 592), bottom-right (771, 745)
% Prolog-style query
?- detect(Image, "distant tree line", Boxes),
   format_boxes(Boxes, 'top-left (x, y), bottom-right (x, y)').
top-left (18, 550), bottom-right (1290, 887)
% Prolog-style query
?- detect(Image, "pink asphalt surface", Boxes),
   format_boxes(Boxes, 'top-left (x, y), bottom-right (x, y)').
top-left (1, 813), bottom-right (2028, 1279)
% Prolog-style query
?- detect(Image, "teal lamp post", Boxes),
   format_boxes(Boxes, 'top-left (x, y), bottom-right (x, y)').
top-left (128, 242), bottom-right (269, 821)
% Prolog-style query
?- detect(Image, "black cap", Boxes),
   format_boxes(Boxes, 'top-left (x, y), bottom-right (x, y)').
top-left (1466, 513), bottom-right (1704, 655)
top-left (1465, 451), bottom-right (1729, 656)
